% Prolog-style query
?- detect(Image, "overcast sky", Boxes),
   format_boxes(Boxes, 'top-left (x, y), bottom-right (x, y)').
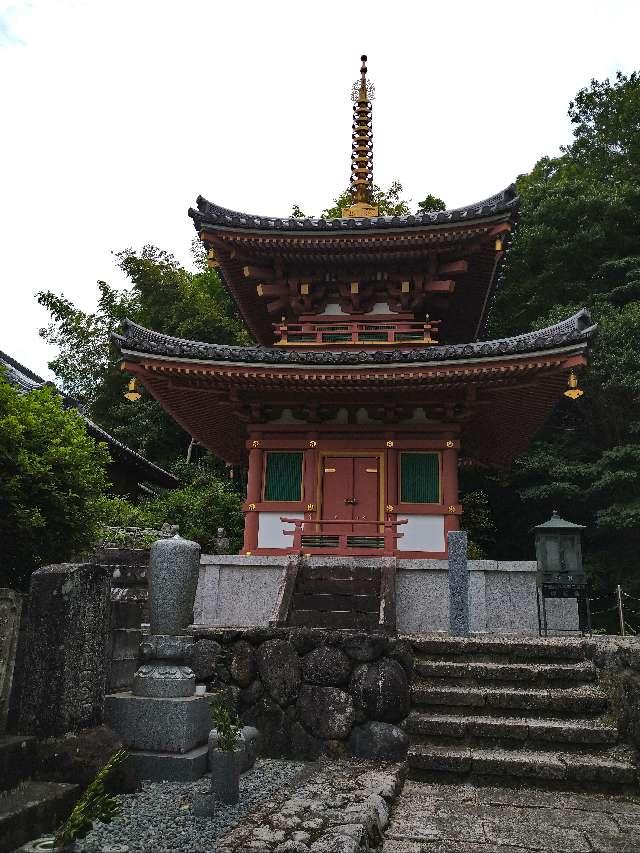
top-left (2, 0), bottom-right (639, 378)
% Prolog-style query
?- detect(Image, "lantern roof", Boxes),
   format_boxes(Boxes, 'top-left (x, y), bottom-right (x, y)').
top-left (534, 510), bottom-right (586, 531)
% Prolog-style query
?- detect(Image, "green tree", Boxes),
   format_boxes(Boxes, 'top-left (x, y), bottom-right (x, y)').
top-left (38, 244), bottom-right (250, 468)
top-left (321, 180), bottom-right (413, 218)
top-left (100, 466), bottom-right (244, 555)
top-left (0, 369), bottom-right (111, 589)
top-left (416, 194), bottom-right (446, 214)
top-left (484, 71), bottom-right (640, 615)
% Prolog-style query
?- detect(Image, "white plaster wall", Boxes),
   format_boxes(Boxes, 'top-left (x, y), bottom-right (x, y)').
top-left (257, 512), bottom-right (303, 549)
top-left (397, 515), bottom-right (445, 552)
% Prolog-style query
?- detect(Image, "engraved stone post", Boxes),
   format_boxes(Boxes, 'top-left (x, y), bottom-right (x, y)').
top-left (105, 536), bottom-right (211, 782)
top-left (448, 531), bottom-right (469, 637)
top-left (0, 588), bottom-right (23, 733)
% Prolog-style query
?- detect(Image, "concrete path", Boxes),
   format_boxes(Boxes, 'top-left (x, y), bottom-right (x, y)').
top-left (383, 780), bottom-right (640, 852)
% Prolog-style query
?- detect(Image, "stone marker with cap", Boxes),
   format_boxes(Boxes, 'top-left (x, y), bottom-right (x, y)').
top-left (105, 536), bottom-right (211, 783)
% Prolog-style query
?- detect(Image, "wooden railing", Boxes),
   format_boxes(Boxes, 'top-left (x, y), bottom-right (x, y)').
top-left (273, 320), bottom-right (440, 347)
top-left (280, 517), bottom-right (407, 555)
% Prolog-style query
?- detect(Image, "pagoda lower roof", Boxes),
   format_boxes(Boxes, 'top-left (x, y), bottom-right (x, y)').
top-left (115, 310), bottom-right (594, 367)
top-left (114, 311), bottom-right (595, 467)
top-left (189, 186), bottom-right (518, 234)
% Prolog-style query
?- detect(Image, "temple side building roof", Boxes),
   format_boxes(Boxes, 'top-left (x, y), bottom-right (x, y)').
top-left (0, 349), bottom-right (179, 490)
top-left (115, 309), bottom-right (595, 366)
top-left (189, 185), bottom-right (519, 234)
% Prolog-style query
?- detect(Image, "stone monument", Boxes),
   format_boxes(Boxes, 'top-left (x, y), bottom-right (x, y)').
top-left (105, 536), bottom-right (211, 782)
top-left (0, 588), bottom-right (22, 733)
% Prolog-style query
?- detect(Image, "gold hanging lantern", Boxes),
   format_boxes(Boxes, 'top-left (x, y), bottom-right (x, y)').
top-left (124, 377), bottom-right (141, 402)
top-left (564, 370), bottom-right (583, 400)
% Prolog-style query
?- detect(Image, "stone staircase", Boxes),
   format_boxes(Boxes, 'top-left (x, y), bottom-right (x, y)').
top-left (286, 562), bottom-right (382, 628)
top-left (404, 636), bottom-right (638, 788)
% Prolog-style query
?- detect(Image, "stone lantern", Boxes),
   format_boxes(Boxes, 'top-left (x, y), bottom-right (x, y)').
top-left (534, 511), bottom-right (590, 635)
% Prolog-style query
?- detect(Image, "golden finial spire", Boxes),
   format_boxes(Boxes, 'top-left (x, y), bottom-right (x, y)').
top-left (342, 54), bottom-right (378, 218)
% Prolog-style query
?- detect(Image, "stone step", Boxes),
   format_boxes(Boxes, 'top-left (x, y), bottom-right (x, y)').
top-left (405, 635), bottom-right (593, 663)
top-left (0, 735), bottom-right (37, 793)
top-left (404, 712), bottom-right (618, 747)
top-left (287, 609), bottom-right (379, 628)
top-left (413, 659), bottom-right (596, 685)
top-left (0, 780), bottom-right (79, 852)
top-left (411, 684), bottom-right (609, 717)
top-left (407, 742), bottom-right (637, 787)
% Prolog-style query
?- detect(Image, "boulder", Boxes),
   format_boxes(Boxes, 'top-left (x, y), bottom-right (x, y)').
top-left (341, 633), bottom-right (389, 663)
top-left (190, 639), bottom-right (223, 681)
top-left (349, 658), bottom-right (409, 723)
top-left (296, 685), bottom-right (354, 739)
top-left (257, 639), bottom-right (301, 706)
top-left (239, 679), bottom-right (264, 707)
top-left (302, 646), bottom-right (352, 686)
top-left (348, 721), bottom-right (409, 761)
top-left (241, 696), bottom-right (287, 756)
top-left (289, 719), bottom-right (322, 759)
top-left (230, 640), bottom-right (257, 687)
top-left (388, 640), bottom-right (415, 678)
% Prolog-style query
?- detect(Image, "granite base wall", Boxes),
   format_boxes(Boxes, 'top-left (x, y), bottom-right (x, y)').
top-left (187, 627), bottom-right (412, 761)
top-left (194, 556), bottom-right (579, 636)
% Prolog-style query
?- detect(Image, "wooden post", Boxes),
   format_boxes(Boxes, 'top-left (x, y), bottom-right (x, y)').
top-left (243, 438), bottom-right (263, 553)
top-left (442, 442), bottom-right (460, 539)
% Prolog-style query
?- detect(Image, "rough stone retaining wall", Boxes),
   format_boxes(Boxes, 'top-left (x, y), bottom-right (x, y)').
top-left (189, 627), bottom-right (413, 761)
top-left (215, 758), bottom-right (406, 853)
top-left (593, 636), bottom-right (640, 749)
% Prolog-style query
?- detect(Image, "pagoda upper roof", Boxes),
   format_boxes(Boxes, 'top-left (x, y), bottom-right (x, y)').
top-left (115, 309), bottom-right (594, 367)
top-left (189, 185), bottom-right (518, 234)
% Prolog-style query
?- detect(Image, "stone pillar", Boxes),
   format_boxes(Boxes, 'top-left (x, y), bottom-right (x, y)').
top-left (0, 588), bottom-right (23, 733)
top-left (448, 531), bottom-right (469, 637)
top-left (15, 564), bottom-right (111, 737)
top-left (105, 536), bottom-right (211, 783)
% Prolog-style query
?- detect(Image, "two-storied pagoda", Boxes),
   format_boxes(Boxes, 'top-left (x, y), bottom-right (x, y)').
top-left (115, 56), bottom-right (594, 560)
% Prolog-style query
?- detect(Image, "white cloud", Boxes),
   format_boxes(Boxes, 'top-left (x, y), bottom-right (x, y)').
top-left (1, 0), bottom-right (639, 376)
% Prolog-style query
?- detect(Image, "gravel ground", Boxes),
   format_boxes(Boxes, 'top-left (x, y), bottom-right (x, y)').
top-left (81, 759), bottom-right (306, 853)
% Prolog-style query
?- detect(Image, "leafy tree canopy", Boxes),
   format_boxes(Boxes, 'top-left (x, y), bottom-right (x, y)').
top-left (292, 182), bottom-right (444, 220)
top-left (0, 368), bottom-right (111, 589)
top-left (38, 244), bottom-right (250, 467)
top-left (479, 70), bottom-right (640, 621)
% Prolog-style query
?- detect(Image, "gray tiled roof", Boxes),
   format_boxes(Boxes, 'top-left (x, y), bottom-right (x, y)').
top-left (114, 309), bottom-right (595, 366)
top-left (189, 185), bottom-right (519, 233)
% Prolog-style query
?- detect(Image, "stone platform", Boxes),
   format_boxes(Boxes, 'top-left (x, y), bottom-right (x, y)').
top-left (193, 555), bottom-right (579, 636)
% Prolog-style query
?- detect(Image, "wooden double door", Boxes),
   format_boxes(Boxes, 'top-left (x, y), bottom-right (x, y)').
top-left (321, 454), bottom-right (381, 535)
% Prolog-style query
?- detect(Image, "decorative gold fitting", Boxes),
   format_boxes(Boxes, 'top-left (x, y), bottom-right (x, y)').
top-left (309, 440), bottom-right (317, 447)
top-left (207, 248), bottom-right (219, 268)
top-left (124, 377), bottom-right (141, 402)
top-left (448, 505), bottom-right (457, 514)
top-left (306, 503), bottom-right (316, 511)
top-left (247, 503), bottom-right (256, 511)
top-left (564, 369), bottom-right (584, 400)
top-left (386, 440), bottom-right (394, 447)
top-left (251, 440), bottom-right (261, 448)
top-left (401, 281), bottom-right (410, 294)
top-left (256, 284), bottom-right (264, 296)
top-left (446, 440), bottom-right (455, 448)
top-left (386, 504), bottom-right (394, 512)
top-left (495, 237), bottom-right (504, 252)
top-left (245, 551), bottom-right (252, 556)
top-left (350, 282), bottom-right (359, 294)
top-left (300, 282), bottom-right (310, 295)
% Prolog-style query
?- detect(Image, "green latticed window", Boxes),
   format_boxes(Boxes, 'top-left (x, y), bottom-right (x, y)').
top-left (400, 452), bottom-right (440, 503)
top-left (263, 452), bottom-right (303, 501)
